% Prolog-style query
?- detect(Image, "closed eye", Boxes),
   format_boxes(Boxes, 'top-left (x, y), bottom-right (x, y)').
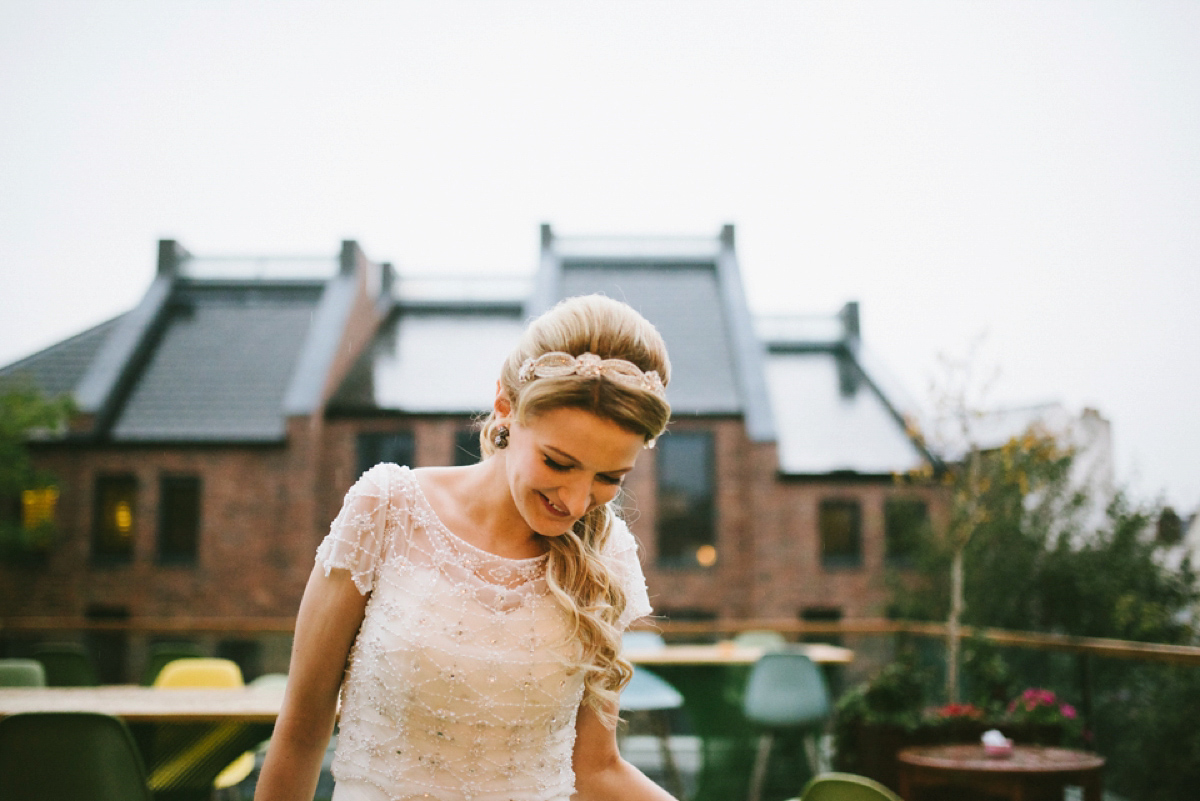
top-left (543, 456), bottom-right (571, 472)
top-left (597, 474), bottom-right (624, 486)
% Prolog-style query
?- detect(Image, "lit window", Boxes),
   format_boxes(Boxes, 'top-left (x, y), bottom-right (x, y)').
top-left (93, 474), bottom-right (137, 562)
top-left (819, 498), bottom-right (862, 568)
top-left (22, 487), bottom-right (59, 529)
top-left (656, 430), bottom-right (716, 569)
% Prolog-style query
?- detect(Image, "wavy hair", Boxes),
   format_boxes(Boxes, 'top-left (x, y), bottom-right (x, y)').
top-left (478, 295), bottom-right (671, 726)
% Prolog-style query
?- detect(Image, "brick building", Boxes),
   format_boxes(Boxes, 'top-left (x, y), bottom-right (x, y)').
top-left (1, 225), bottom-right (942, 680)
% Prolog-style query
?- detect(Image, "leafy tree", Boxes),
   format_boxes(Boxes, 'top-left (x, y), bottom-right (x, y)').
top-left (0, 380), bottom-right (73, 555)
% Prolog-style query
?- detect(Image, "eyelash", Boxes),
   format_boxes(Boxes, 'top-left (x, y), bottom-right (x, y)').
top-left (542, 457), bottom-right (623, 486)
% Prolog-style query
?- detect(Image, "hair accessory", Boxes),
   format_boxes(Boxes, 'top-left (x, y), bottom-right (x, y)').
top-left (492, 425), bottom-right (509, 449)
top-left (517, 352), bottom-right (667, 400)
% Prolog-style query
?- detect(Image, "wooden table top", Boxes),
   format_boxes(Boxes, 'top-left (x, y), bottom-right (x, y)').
top-left (0, 685), bottom-right (287, 724)
top-left (625, 642), bottom-right (854, 665)
top-left (898, 744), bottom-right (1106, 773)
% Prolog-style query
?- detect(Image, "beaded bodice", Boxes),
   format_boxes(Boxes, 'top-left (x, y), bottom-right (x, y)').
top-left (316, 463), bottom-right (651, 801)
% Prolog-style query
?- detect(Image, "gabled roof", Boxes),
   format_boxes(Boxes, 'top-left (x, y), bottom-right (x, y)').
top-left (536, 225), bottom-right (775, 439)
top-left (0, 316), bottom-right (124, 397)
top-left (759, 304), bottom-right (934, 476)
top-left (110, 282), bottom-right (324, 441)
top-left (1, 239), bottom-right (388, 443)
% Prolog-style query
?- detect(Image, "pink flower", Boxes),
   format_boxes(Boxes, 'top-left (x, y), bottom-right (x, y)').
top-left (1060, 704), bottom-right (1077, 719)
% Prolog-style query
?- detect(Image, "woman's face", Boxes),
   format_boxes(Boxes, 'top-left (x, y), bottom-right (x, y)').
top-left (502, 405), bottom-right (645, 538)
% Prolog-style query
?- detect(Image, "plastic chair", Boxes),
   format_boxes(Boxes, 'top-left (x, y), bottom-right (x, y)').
top-left (622, 630), bottom-right (668, 651)
top-left (800, 772), bottom-right (905, 801)
top-left (734, 629), bottom-right (788, 651)
top-left (153, 657), bottom-right (244, 688)
top-left (0, 711), bottom-right (152, 801)
top-left (619, 666), bottom-right (686, 798)
top-left (0, 657), bottom-right (47, 686)
top-left (743, 652), bottom-right (833, 801)
top-left (142, 641), bottom-right (206, 685)
top-left (150, 657), bottom-right (257, 792)
top-left (32, 642), bottom-right (99, 686)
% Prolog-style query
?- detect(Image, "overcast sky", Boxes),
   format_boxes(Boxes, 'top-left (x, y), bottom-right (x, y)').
top-left (1, 0), bottom-right (1197, 510)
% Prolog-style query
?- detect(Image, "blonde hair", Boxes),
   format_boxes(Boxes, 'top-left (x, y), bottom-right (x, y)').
top-left (479, 295), bottom-right (671, 726)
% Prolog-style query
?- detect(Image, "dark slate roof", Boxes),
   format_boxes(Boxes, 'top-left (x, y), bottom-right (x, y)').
top-left (109, 283), bottom-right (323, 441)
top-left (557, 264), bottom-right (741, 415)
top-left (0, 316), bottom-right (124, 397)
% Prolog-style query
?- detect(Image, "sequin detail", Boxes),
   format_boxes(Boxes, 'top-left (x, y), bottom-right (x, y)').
top-left (316, 463), bottom-right (652, 801)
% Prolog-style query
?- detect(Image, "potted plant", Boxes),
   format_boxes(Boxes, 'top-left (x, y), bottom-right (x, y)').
top-left (1000, 687), bottom-right (1084, 746)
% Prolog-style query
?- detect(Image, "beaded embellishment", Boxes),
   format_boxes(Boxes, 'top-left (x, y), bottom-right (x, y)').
top-left (518, 351), bottom-right (666, 400)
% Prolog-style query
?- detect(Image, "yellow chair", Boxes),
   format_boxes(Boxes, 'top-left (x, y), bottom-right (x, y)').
top-left (151, 658), bottom-right (257, 791)
top-left (153, 657), bottom-right (244, 689)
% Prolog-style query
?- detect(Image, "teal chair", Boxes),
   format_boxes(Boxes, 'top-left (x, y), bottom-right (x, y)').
top-left (619, 666), bottom-right (686, 798)
top-left (733, 629), bottom-right (788, 651)
top-left (743, 652), bottom-right (832, 801)
top-left (800, 772), bottom-right (905, 801)
top-left (0, 657), bottom-right (47, 686)
top-left (32, 642), bottom-right (99, 686)
top-left (0, 711), bottom-right (152, 801)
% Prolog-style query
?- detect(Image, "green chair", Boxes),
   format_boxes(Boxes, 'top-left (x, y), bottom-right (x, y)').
top-left (142, 641), bottom-right (206, 685)
top-left (0, 711), bottom-right (152, 801)
top-left (0, 657), bottom-right (47, 686)
top-left (32, 642), bottom-right (99, 686)
top-left (743, 652), bottom-right (832, 801)
top-left (800, 772), bottom-right (905, 801)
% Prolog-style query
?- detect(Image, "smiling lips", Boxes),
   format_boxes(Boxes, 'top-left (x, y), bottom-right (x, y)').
top-left (537, 491), bottom-right (571, 518)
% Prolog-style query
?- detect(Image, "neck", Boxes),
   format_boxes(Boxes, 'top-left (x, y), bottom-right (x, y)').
top-left (456, 456), bottom-right (543, 557)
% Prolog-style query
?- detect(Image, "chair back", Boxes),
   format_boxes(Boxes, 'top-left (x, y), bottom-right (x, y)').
top-left (800, 772), bottom-right (905, 801)
top-left (0, 658), bottom-right (47, 687)
top-left (619, 666), bottom-right (684, 712)
top-left (733, 630), bottom-right (788, 651)
top-left (0, 711), bottom-right (151, 801)
top-left (142, 642), bottom-right (206, 685)
top-left (32, 642), bottom-right (99, 686)
top-left (153, 657), bottom-right (245, 688)
top-left (621, 630), bottom-right (667, 651)
top-left (743, 652), bottom-right (831, 729)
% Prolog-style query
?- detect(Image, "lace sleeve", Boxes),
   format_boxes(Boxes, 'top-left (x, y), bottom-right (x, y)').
top-left (605, 517), bottom-right (653, 631)
top-left (315, 463), bottom-right (393, 595)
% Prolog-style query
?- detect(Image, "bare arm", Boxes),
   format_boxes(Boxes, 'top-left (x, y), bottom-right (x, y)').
top-left (254, 564), bottom-right (368, 801)
top-left (571, 703), bottom-right (676, 801)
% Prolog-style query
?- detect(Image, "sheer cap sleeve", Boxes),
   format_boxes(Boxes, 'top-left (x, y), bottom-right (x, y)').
top-left (604, 516), bottom-right (653, 631)
top-left (316, 463), bottom-right (393, 595)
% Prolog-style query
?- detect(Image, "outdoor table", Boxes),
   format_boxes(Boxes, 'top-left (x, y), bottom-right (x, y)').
top-left (624, 642), bottom-right (853, 801)
top-left (897, 743), bottom-right (1106, 801)
top-left (0, 685), bottom-right (285, 799)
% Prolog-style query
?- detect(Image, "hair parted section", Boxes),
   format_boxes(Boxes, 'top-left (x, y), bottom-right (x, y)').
top-left (478, 294), bottom-right (672, 726)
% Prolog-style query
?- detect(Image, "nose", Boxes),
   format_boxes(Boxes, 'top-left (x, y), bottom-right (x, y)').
top-left (559, 476), bottom-right (593, 519)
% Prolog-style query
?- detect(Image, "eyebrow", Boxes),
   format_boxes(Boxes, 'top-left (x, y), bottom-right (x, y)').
top-left (545, 446), bottom-right (634, 474)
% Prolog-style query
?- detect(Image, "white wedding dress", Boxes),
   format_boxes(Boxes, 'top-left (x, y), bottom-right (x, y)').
top-left (315, 463), bottom-right (651, 801)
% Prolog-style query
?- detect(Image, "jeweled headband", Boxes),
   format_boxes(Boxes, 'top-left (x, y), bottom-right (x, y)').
top-left (517, 351), bottom-right (667, 401)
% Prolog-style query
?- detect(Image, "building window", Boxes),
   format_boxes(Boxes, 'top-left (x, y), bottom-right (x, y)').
top-left (158, 476), bottom-right (201, 565)
top-left (819, 498), bottom-right (862, 568)
top-left (22, 487), bottom-right (59, 530)
top-left (454, 428), bottom-right (482, 466)
top-left (93, 474), bottom-right (137, 563)
top-left (885, 497), bottom-right (929, 565)
top-left (357, 431), bottom-right (415, 477)
top-left (656, 430), bottom-right (716, 569)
